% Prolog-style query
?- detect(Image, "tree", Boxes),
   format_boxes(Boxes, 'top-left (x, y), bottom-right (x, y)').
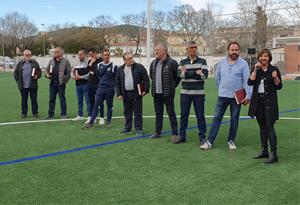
top-left (235, 0), bottom-right (288, 49)
top-left (280, 0), bottom-right (300, 25)
top-left (0, 12), bottom-right (38, 56)
top-left (167, 4), bottom-right (207, 42)
top-left (88, 15), bottom-right (116, 46)
top-left (153, 10), bottom-right (168, 30)
top-left (88, 15), bottom-right (116, 29)
top-left (47, 27), bottom-right (106, 53)
top-left (202, 2), bottom-right (223, 55)
top-left (254, 6), bottom-right (268, 50)
top-left (47, 22), bottom-right (77, 32)
top-left (121, 12), bottom-right (147, 54)
top-left (152, 10), bottom-right (169, 45)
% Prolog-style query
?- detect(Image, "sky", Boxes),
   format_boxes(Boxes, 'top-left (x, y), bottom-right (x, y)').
top-left (0, 0), bottom-right (237, 30)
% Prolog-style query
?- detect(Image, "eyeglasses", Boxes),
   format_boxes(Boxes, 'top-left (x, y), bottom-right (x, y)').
top-left (125, 57), bottom-right (133, 60)
top-left (189, 46), bottom-right (197, 49)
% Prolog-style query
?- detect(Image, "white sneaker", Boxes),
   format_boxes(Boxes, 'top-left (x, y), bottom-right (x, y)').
top-left (85, 116), bottom-right (91, 124)
top-left (200, 140), bottom-right (213, 150)
top-left (99, 117), bottom-right (105, 125)
top-left (73, 116), bottom-right (83, 121)
top-left (228, 141), bottom-right (237, 150)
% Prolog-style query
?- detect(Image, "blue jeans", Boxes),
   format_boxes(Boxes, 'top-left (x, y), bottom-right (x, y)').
top-left (48, 81), bottom-right (66, 117)
top-left (89, 89), bottom-right (115, 124)
top-left (179, 94), bottom-right (206, 142)
top-left (76, 84), bottom-right (91, 117)
top-left (208, 97), bottom-right (241, 144)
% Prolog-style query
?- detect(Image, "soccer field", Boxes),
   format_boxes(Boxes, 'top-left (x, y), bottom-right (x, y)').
top-left (0, 72), bottom-right (299, 205)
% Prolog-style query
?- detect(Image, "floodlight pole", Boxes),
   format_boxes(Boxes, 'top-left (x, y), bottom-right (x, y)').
top-left (41, 24), bottom-right (46, 56)
top-left (146, 0), bottom-right (152, 70)
top-left (1, 28), bottom-right (5, 71)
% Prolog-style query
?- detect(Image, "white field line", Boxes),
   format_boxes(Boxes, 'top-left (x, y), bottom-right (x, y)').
top-left (0, 115), bottom-right (299, 126)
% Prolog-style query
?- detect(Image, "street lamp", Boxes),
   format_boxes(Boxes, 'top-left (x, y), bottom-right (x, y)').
top-left (0, 27), bottom-right (5, 70)
top-left (41, 24), bottom-right (46, 56)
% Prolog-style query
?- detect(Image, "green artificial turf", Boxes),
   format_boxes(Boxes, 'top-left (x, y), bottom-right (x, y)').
top-left (0, 72), bottom-right (299, 205)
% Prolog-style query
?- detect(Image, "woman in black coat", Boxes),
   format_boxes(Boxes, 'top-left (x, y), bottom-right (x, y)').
top-left (248, 48), bottom-right (282, 164)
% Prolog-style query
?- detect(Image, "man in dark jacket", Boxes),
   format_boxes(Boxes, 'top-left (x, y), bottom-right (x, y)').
top-left (116, 52), bottom-right (150, 135)
top-left (86, 48), bottom-right (103, 124)
top-left (45, 47), bottom-right (71, 119)
top-left (149, 43), bottom-right (181, 140)
top-left (14, 49), bottom-right (41, 118)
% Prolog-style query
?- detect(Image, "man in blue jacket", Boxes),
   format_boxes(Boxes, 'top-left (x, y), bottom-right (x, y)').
top-left (201, 42), bottom-right (252, 150)
top-left (83, 49), bottom-right (117, 128)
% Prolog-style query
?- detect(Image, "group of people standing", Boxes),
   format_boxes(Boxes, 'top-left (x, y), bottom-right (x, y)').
top-left (13, 41), bottom-right (282, 164)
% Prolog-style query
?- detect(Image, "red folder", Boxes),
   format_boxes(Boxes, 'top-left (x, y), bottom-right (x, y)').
top-left (234, 88), bottom-right (246, 105)
top-left (137, 83), bottom-right (145, 96)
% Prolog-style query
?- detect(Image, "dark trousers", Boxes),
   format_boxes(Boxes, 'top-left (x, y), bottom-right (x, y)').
top-left (179, 94), bottom-right (206, 142)
top-left (48, 81), bottom-right (66, 117)
top-left (154, 94), bottom-right (178, 135)
top-left (123, 91), bottom-right (143, 131)
top-left (20, 88), bottom-right (38, 115)
top-left (90, 89), bottom-right (115, 124)
top-left (208, 97), bottom-right (241, 144)
top-left (88, 84), bottom-right (103, 117)
top-left (256, 98), bottom-right (277, 153)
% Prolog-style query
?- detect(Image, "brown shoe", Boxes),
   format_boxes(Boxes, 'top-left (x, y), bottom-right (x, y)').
top-left (82, 123), bottom-right (94, 129)
top-left (149, 132), bottom-right (161, 139)
top-left (171, 135), bottom-right (179, 143)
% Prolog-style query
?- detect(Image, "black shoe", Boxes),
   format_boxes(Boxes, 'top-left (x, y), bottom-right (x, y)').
top-left (33, 113), bottom-right (39, 118)
top-left (119, 129), bottom-right (132, 135)
top-left (61, 115), bottom-right (67, 119)
top-left (173, 137), bottom-right (186, 144)
top-left (265, 152), bottom-right (278, 164)
top-left (253, 151), bottom-right (269, 159)
top-left (106, 122), bottom-right (111, 129)
top-left (44, 116), bottom-right (54, 120)
top-left (149, 132), bottom-right (161, 139)
top-left (21, 114), bottom-right (27, 119)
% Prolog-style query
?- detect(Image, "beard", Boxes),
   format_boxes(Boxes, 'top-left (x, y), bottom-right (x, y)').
top-left (229, 53), bottom-right (239, 60)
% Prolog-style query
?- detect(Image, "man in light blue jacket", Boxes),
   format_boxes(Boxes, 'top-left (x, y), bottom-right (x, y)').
top-left (201, 41), bottom-right (252, 150)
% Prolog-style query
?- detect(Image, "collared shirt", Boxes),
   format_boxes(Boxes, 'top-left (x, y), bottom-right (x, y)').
top-left (155, 61), bottom-right (163, 94)
top-left (215, 57), bottom-right (252, 99)
top-left (124, 65), bottom-right (134, 91)
top-left (22, 61), bottom-right (32, 88)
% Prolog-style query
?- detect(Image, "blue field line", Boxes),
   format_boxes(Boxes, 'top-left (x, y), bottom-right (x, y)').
top-left (0, 108), bottom-right (299, 167)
